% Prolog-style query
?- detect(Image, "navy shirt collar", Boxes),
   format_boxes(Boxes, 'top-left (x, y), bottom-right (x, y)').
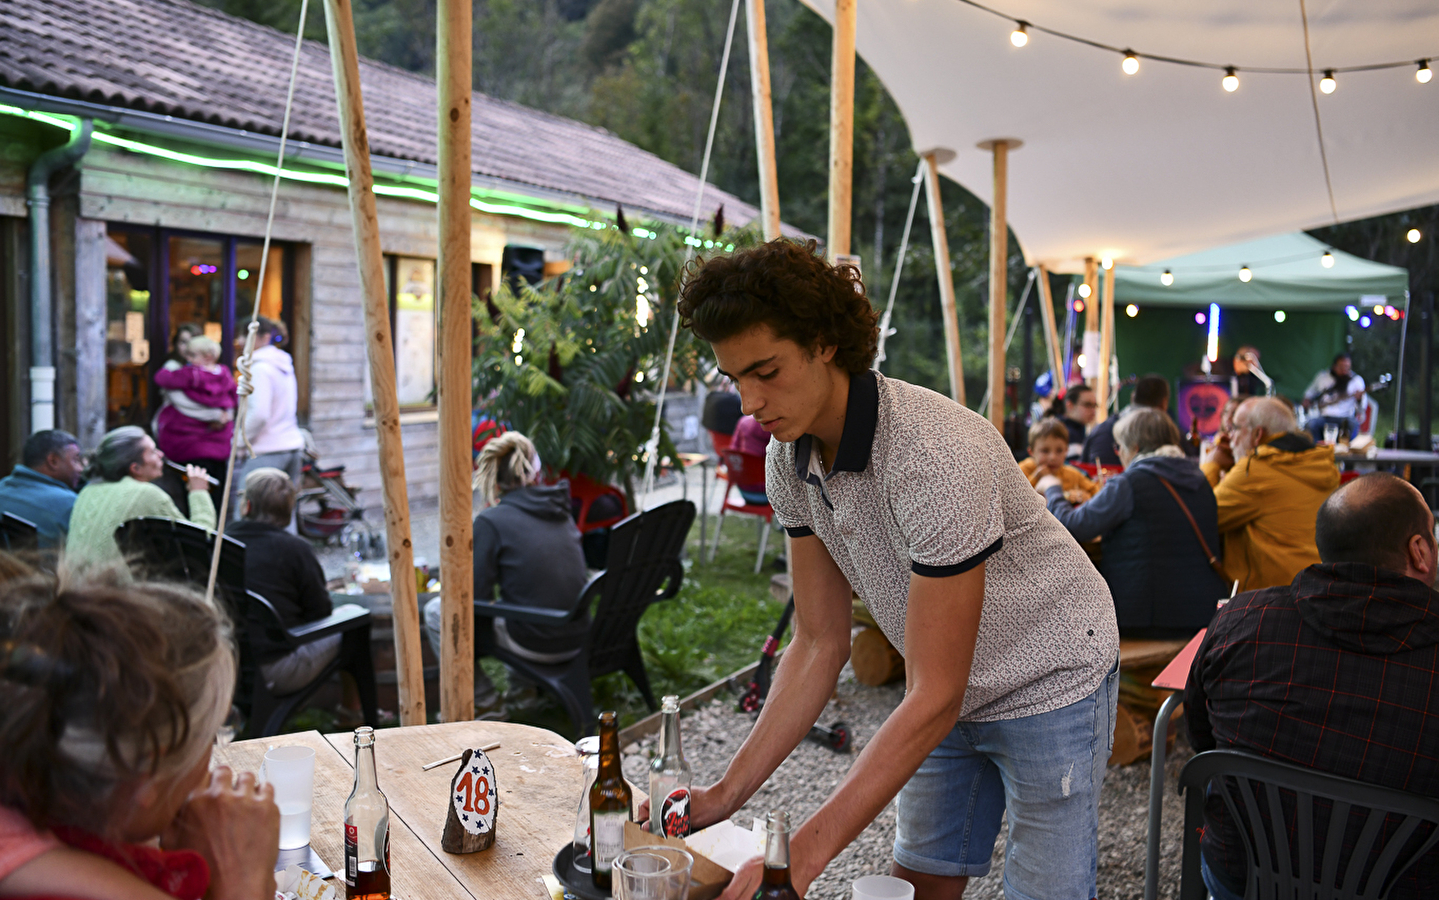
top-left (793, 369), bottom-right (879, 484)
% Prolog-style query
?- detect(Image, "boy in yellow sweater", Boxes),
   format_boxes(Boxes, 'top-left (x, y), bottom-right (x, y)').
top-left (1020, 417), bottom-right (1100, 504)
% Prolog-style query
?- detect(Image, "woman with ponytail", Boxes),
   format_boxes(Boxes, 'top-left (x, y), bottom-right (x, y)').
top-left (423, 431), bottom-right (590, 719)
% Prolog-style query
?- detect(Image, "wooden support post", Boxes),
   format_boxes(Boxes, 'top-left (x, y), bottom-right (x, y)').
top-left (1035, 265), bottom-right (1064, 396)
top-left (826, 0), bottom-right (856, 261)
top-left (747, 0), bottom-right (781, 242)
top-left (436, 0), bottom-right (474, 723)
top-left (1096, 263), bottom-right (1116, 423)
top-left (323, 0), bottom-right (425, 726)
top-left (922, 151), bottom-right (964, 406)
top-left (1082, 256), bottom-right (1099, 389)
top-left (985, 141), bottom-right (1009, 431)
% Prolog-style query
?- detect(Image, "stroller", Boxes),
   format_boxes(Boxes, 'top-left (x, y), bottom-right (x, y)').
top-left (295, 430), bottom-right (380, 553)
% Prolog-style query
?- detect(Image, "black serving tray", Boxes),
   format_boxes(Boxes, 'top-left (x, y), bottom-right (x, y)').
top-left (553, 843), bottom-right (610, 900)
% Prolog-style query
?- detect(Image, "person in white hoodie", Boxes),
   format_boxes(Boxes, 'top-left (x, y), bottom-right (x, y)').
top-left (236, 318), bottom-right (305, 521)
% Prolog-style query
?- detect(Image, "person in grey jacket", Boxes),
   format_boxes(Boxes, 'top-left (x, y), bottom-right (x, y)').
top-left (424, 430), bottom-right (590, 719)
top-left (1042, 407), bottom-right (1228, 636)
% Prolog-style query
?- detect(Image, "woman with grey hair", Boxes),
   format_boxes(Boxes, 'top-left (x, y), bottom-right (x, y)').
top-left (1040, 407), bottom-right (1227, 635)
top-left (64, 426), bottom-right (216, 570)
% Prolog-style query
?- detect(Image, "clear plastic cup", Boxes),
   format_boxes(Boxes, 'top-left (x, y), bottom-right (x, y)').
top-left (852, 875), bottom-right (915, 900)
top-left (261, 745), bottom-right (315, 849)
top-left (614, 846), bottom-right (692, 900)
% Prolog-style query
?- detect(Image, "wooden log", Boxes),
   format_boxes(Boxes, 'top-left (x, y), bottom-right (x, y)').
top-left (922, 152), bottom-right (965, 406)
top-left (436, 0), bottom-right (474, 724)
top-left (746, 0), bottom-right (781, 242)
top-left (986, 140), bottom-right (1009, 431)
top-left (851, 626), bottom-right (904, 686)
top-left (1035, 265), bottom-right (1065, 393)
top-left (826, 0), bottom-right (856, 261)
top-left (322, 0), bottom-right (425, 726)
top-left (442, 748), bottom-right (498, 853)
top-left (1096, 262), bottom-right (1116, 423)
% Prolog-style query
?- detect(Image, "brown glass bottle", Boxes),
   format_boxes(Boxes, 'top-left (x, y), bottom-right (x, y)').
top-left (752, 811), bottom-right (801, 900)
top-left (345, 727), bottom-right (391, 900)
top-left (1189, 415), bottom-right (1203, 448)
top-left (589, 711), bottom-right (632, 891)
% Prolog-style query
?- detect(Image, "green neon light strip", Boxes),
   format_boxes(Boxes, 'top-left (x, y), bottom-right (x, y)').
top-left (0, 104), bottom-right (615, 231)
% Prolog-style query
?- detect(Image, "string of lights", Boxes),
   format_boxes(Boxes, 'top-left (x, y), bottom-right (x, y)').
top-left (955, 0), bottom-right (1436, 90)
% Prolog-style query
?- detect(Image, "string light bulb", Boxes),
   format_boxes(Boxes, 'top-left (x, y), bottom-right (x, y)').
top-left (1274, 310), bottom-right (1287, 323)
top-left (1122, 51), bottom-right (1139, 75)
top-left (1101, 256), bottom-right (1113, 270)
top-left (1222, 67), bottom-right (1239, 92)
top-left (1125, 304), bottom-right (1139, 317)
top-left (1319, 70), bottom-right (1336, 94)
top-left (1160, 269), bottom-right (1174, 286)
top-left (1321, 250), bottom-right (1335, 268)
top-left (1407, 228), bottom-right (1422, 243)
top-left (1238, 265), bottom-right (1252, 283)
top-left (1418, 60), bottom-right (1433, 84)
top-left (1077, 283), bottom-right (1092, 298)
top-left (1010, 21), bottom-right (1029, 47)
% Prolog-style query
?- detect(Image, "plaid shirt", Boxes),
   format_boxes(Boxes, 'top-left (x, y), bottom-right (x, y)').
top-left (1186, 563), bottom-right (1439, 898)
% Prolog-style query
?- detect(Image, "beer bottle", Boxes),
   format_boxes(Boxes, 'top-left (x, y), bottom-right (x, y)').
top-left (589, 710), bottom-right (632, 891)
top-left (648, 695), bottom-right (693, 838)
top-left (1189, 415), bottom-right (1203, 449)
top-left (345, 727), bottom-right (391, 900)
top-left (752, 811), bottom-right (801, 900)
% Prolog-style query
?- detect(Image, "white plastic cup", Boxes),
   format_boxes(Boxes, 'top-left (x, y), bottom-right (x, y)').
top-left (852, 875), bottom-right (915, 900)
top-left (261, 745), bottom-right (316, 849)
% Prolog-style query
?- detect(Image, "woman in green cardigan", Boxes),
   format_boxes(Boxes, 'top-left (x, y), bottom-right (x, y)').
top-left (65, 426), bottom-right (217, 570)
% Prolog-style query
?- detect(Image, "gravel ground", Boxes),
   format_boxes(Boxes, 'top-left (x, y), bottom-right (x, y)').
top-left (620, 664), bottom-right (1192, 900)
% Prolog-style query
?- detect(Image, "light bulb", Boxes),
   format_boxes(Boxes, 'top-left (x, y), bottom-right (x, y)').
top-left (1360, 315), bottom-right (1372, 328)
top-left (1418, 60), bottom-right (1433, 84)
top-left (1074, 299), bottom-right (1086, 313)
top-left (1076, 353), bottom-right (1088, 368)
top-left (1407, 228), bottom-right (1422, 243)
top-left (1077, 283), bottom-right (1092, 298)
top-left (1321, 250), bottom-right (1335, 268)
top-left (1122, 52), bottom-right (1139, 76)
top-left (1195, 312), bottom-right (1206, 325)
top-left (1319, 70), bottom-right (1336, 94)
top-left (1222, 67), bottom-right (1239, 92)
top-left (1238, 265), bottom-right (1252, 283)
top-left (1101, 256), bottom-right (1113, 270)
top-left (1010, 21), bottom-right (1029, 47)
top-left (1374, 304), bottom-right (1386, 315)
top-left (1160, 269), bottom-right (1174, 286)
top-left (1125, 304), bottom-right (1139, 317)
top-left (1345, 305), bottom-right (1359, 321)
top-left (1274, 310), bottom-right (1286, 323)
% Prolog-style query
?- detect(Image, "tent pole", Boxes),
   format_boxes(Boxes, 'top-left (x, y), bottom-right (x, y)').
top-left (747, 0), bottom-right (781, 242)
top-left (1035, 266), bottom-right (1064, 396)
top-left (1422, 291), bottom-right (1433, 451)
top-left (826, 0), bottom-right (855, 261)
top-left (1082, 257), bottom-right (1099, 389)
top-left (986, 140), bottom-right (1009, 430)
top-left (923, 151), bottom-right (964, 405)
top-left (323, 0), bottom-right (425, 725)
top-left (1096, 263), bottom-right (1115, 422)
top-left (436, 0), bottom-right (474, 723)
top-left (1394, 290), bottom-right (1410, 440)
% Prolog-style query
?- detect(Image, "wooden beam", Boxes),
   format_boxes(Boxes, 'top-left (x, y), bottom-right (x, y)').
top-left (922, 152), bottom-right (964, 406)
top-left (987, 141), bottom-right (1008, 430)
top-left (322, 0), bottom-right (425, 726)
top-left (1035, 265), bottom-right (1064, 397)
top-left (1082, 256), bottom-right (1099, 388)
top-left (1096, 262), bottom-right (1116, 423)
top-left (746, 0), bottom-right (781, 242)
top-left (826, 0), bottom-right (856, 261)
top-left (436, 0), bottom-right (474, 723)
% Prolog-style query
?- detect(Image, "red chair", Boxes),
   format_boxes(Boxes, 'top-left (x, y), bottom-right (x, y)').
top-left (562, 471), bottom-right (629, 534)
top-left (710, 448), bottom-right (775, 573)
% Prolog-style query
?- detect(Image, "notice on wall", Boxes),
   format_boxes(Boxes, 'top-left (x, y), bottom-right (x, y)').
top-left (395, 258), bottom-right (436, 407)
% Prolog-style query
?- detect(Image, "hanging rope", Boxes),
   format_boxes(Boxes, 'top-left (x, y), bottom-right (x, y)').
top-left (639, 0), bottom-right (742, 506)
top-left (1298, 0), bottom-right (1340, 226)
top-left (874, 158), bottom-right (927, 371)
top-left (976, 268), bottom-right (1037, 417)
top-left (204, 0), bottom-right (310, 605)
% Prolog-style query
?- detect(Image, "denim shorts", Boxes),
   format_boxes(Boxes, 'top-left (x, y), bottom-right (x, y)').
top-left (893, 658), bottom-right (1119, 900)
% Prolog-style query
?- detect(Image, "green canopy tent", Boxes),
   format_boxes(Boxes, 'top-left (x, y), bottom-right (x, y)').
top-left (1107, 232), bottom-right (1409, 405)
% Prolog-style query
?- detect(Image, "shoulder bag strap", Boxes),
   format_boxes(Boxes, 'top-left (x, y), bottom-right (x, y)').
top-left (1154, 474), bottom-right (1228, 579)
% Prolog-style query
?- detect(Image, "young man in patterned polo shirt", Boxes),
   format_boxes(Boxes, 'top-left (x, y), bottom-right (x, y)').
top-left (674, 241), bottom-right (1119, 900)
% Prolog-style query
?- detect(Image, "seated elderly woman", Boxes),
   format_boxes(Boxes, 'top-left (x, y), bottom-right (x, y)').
top-left (1041, 407), bottom-right (1228, 636)
top-left (0, 565), bottom-right (278, 900)
top-left (64, 426), bottom-right (216, 571)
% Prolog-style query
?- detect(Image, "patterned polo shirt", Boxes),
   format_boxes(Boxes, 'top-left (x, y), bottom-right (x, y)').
top-left (766, 370), bottom-right (1119, 722)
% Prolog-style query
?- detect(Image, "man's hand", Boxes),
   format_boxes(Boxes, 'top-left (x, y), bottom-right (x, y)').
top-left (184, 464), bottom-right (211, 494)
top-left (1209, 432), bottom-right (1235, 472)
top-left (163, 767), bottom-right (279, 900)
top-left (635, 783), bottom-right (730, 834)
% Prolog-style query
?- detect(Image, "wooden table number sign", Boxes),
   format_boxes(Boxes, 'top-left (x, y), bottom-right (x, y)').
top-left (442, 747), bottom-right (498, 853)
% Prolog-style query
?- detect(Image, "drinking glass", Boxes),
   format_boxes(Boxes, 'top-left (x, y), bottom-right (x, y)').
top-left (571, 736), bottom-right (600, 874)
top-left (614, 847), bottom-right (692, 900)
top-left (852, 875), bottom-right (915, 900)
top-left (1323, 423), bottom-right (1340, 446)
top-left (261, 745), bottom-right (316, 850)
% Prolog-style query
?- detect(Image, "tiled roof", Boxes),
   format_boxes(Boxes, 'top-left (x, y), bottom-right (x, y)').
top-left (0, 0), bottom-right (763, 226)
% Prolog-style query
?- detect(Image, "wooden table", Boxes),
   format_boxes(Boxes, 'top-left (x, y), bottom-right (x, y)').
top-left (215, 721), bottom-right (583, 900)
top-left (1142, 628), bottom-right (1208, 900)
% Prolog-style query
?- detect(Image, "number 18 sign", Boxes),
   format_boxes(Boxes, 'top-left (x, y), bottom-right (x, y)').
top-left (441, 747), bottom-right (498, 853)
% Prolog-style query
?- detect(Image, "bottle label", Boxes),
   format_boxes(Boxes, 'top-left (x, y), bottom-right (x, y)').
top-left (592, 811), bottom-right (627, 872)
top-left (660, 788), bottom-right (692, 838)
top-left (344, 823), bottom-right (358, 885)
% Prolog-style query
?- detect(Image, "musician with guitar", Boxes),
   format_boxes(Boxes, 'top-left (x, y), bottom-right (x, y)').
top-left (1302, 353), bottom-right (1366, 443)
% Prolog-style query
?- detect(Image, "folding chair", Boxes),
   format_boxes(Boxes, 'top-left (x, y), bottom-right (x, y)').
top-left (709, 448), bottom-right (774, 573)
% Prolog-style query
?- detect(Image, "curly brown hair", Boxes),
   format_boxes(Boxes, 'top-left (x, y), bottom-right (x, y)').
top-left (678, 239), bottom-right (879, 375)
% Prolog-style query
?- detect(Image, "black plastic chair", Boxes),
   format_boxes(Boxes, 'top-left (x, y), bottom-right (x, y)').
top-left (1179, 749), bottom-right (1439, 900)
top-left (0, 512), bottom-right (39, 552)
top-left (471, 499), bottom-right (696, 737)
top-left (115, 517), bottom-right (378, 737)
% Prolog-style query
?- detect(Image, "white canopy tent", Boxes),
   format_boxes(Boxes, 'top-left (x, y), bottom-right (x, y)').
top-left (797, 0), bottom-right (1439, 271)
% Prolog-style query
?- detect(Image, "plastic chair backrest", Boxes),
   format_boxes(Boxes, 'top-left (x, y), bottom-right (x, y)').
top-left (721, 449), bottom-right (767, 492)
top-left (1178, 749), bottom-right (1439, 900)
top-left (0, 512), bottom-right (39, 551)
top-left (115, 517), bottom-right (248, 606)
top-left (585, 500), bottom-right (695, 678)
top-left (563, 471), bottom-right (629, 533)
top-left (710, 429), bottom-right (734, 455)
